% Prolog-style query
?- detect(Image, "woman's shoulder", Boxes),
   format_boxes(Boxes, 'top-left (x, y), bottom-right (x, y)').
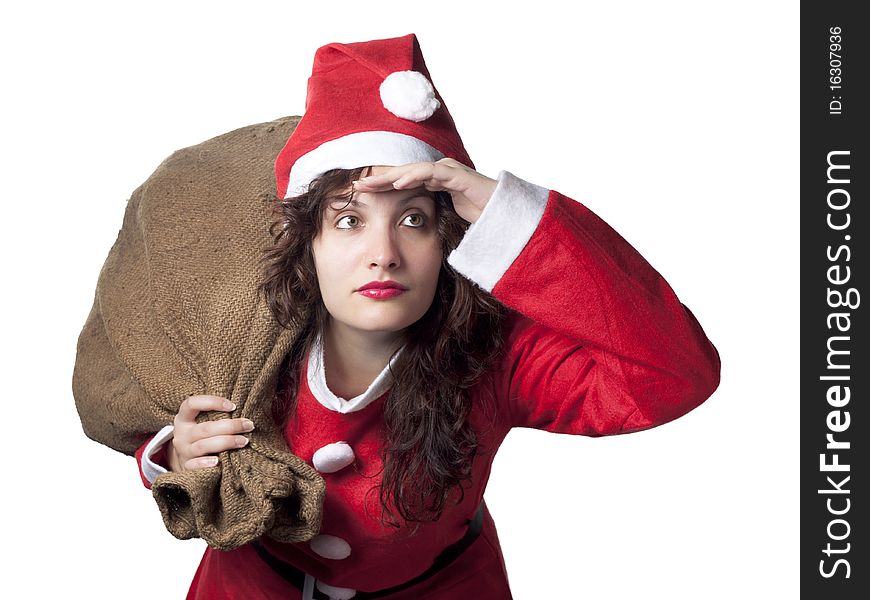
top-left (469, 308), bottom-right (583, 434)
top-left (498, 308), bottom-right (582, 360)
top-left (476, 308), bottom-right (584, 396)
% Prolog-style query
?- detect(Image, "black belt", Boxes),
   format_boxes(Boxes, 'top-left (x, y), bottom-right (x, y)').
top-left (251, 502), bottom-right (485, 599)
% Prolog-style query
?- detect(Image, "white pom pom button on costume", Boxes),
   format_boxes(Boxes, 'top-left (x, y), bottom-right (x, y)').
top-left (310, 534), bottom-right (353, 561)
top-left (312, 442), bottom-right (356, 474)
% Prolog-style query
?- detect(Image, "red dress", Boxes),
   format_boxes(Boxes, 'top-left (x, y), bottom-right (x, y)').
top-left (136, 170), bottom-right (721, 599)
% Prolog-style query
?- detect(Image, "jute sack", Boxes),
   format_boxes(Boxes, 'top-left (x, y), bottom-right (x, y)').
top-left (72, 116), bottom-right (326, 550)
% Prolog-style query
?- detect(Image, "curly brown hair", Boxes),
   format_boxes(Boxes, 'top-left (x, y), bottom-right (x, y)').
top-left (258, 165), bottom-right (508, 529)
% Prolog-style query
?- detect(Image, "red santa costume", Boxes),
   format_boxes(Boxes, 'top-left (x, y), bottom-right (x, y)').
top-left (135, 33), bottom-right (721, 600)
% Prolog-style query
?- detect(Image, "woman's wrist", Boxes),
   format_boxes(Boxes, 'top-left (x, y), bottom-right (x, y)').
top-left (166, 440), bottom-right (180, 472)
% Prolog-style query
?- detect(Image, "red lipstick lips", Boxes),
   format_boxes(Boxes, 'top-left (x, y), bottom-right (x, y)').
top-left (356, 280), bottom-right (407, 299)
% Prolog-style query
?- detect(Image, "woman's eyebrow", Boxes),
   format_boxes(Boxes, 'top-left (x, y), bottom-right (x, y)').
top-left (329, 194), bottom-right (433, 211)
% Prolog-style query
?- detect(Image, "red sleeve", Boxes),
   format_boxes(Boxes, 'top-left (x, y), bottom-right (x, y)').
top-left (488, 189), bottom-right (720, 435)
top-left (134, 434), bottom-right (169, 490)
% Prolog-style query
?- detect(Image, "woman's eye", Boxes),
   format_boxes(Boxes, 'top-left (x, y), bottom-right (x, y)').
top-left (403, 213), bottom-right (425, 227)
top-left (336, 215), bottom-right (359, 229)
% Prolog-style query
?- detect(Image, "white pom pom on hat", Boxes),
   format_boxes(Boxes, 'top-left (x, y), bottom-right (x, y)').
top-left (379, 70), bottom-right (442, 122)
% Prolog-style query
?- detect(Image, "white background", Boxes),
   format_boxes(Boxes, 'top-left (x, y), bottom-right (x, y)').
top-left (0, 1), bottom-right (798, 598)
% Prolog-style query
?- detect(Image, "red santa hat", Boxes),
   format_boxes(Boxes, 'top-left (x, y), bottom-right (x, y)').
top-left (274, 33), bottom-right (475, 199)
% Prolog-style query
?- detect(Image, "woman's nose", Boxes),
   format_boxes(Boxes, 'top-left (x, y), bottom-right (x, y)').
top-left (366, 226), bottom-right (401, 269)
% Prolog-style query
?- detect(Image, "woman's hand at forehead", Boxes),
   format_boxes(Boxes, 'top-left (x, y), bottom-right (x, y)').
top-left (351, 158), bottom-right (497, 224)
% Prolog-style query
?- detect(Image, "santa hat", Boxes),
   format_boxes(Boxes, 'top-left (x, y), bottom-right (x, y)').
top-left (274, 33), bottom-right (474, 199)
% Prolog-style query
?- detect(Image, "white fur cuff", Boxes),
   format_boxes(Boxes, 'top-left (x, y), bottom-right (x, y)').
top-left (447, 170), bottom-right (550, 292)
top-left (142, 424), bottom-right (175, 484)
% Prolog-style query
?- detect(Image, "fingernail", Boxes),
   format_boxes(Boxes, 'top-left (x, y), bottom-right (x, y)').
top-left (242, 419), bottom-right (255, 431)
top-left (223, 400), bottom-right (236, 411)
top-left (238, 437), bottom-right (250, 447)
top-left (205, 456), bottom-right (219, 467)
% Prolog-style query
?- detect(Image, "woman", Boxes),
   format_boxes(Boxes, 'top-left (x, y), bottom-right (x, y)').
top-left (135, 34), bottom-right (720, 599)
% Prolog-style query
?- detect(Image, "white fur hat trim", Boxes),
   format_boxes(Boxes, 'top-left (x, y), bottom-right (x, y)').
top-left (310, 534), bottom-right (352, 560)
top-left (312, 441), bottom-right (355, 473)
top-left (316, 580), bottom-right (357, 599)
top-left (380, 70), bottom-right (441, 122)
top-left (284, 131), bottom-right (444, 198)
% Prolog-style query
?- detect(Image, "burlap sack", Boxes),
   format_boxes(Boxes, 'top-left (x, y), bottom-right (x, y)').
top-left (72, 116), bottom-right (326, 550)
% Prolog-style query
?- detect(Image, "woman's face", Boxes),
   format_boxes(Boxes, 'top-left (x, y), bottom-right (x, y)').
top-left (311, 165), bottom-right (443, 342)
